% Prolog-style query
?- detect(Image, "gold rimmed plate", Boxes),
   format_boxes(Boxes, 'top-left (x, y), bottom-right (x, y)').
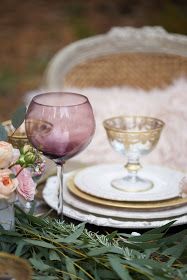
top-left (67, 176), bottom-right (187, 210)
top-left (43, 172), bottom-right (187, 228)
top-left (73, 164), bottom-right (184, 202)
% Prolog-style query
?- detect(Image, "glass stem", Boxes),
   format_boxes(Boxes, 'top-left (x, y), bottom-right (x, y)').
top-left (125, 154), bottom-right (141, 183)
top-left (56, 163), bottom-right (64, 218)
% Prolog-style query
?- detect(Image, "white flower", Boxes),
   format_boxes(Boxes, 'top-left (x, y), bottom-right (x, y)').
top-left (0, 141), bottom-right (14, 168)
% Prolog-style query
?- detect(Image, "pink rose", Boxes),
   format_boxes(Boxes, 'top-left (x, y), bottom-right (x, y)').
top-left (0, 169), bottom-right (18, 200)
top-left (0, 141), bottom-right (13, 168)
top-left (12, 165), bottom-right (36, 201)
top-left (12, 148), bottom-right (20, 162)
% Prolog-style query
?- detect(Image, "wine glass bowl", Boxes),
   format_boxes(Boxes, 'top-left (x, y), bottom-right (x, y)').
top-left (25, 92), bottom-right (95, 162)
top-left (103, 116), bottom-right (164, 192)
top-left (25, 92), bottom-right (95, 215)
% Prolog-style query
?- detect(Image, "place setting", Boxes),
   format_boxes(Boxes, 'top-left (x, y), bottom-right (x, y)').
top-left (42, 115), bottom-right (187, 229)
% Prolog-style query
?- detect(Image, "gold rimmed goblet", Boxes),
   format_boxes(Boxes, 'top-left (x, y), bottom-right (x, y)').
top-left (103, 116), bottom-right (165, 192)
top-left (2, 120), bottom-right (28, 149)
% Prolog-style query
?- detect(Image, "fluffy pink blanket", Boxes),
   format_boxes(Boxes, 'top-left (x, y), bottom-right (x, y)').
top-left (66, 78), bottom-right (187, 172)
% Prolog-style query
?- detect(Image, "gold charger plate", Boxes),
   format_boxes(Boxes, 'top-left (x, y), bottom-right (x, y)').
top-left (67, 177), bottom-right (187, 210)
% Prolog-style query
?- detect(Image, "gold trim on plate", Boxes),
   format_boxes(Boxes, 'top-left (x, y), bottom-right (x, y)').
top-left (67, 177), bottom-right (187, 210)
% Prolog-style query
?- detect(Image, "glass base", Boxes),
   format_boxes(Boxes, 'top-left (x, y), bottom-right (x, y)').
top-left (0, 200), bottom-right (15, 230)
top-left (111, 175), bottom-right (153, 192)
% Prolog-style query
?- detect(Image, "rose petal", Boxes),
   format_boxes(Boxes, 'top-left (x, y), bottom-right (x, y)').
top-left (13, 165), bottom-right (36, 201)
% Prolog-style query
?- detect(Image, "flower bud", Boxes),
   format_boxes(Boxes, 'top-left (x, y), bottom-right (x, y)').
top-left (21, 144), bottom-right (33, 155)
top-left (24, 152), bottom-right (36, 164)
top-left (17, 155), bottom-right (25, 165)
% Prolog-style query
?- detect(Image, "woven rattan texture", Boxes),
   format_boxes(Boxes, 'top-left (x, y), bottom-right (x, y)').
top-left (64, 53), bottom-right (187, 90)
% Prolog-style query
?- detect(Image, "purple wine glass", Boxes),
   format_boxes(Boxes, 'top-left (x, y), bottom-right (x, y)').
top-left (25, 92), bottom-right (95, 217)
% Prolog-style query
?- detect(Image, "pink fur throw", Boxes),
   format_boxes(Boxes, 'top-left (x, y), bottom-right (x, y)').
top-left (65, 78), bottom-right (187, 171)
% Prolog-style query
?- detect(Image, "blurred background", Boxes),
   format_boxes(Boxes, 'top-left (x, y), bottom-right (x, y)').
top-left (0, 0), bottom-right (187, 120)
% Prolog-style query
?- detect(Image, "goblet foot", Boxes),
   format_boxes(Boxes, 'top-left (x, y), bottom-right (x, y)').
top-left (111, 175), bottom-right (153, 192)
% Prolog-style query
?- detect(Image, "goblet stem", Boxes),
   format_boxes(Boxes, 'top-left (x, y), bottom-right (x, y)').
top-left (112, 153), bottom-right (153, 192)
top-left (125, 156), bottom-right (142, 183)
top-left (56, 163), bottom-right (64, 218)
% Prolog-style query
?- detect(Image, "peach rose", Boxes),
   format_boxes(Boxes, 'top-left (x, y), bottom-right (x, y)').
top-left (12, 165), bottom-right (36, 201)
top-left (0, 141), bottom-right (13, 169)
top-left (0, 169), bottom-right (18, 200)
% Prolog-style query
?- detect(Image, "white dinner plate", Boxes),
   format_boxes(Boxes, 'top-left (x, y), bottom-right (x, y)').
top-left (74, 164), bottom-right (184, 202)
top-left (42, 172), bottom-right (187, 229)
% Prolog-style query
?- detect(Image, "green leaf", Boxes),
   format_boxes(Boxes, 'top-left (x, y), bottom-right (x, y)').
top-left (163, 242), bottom-right (187, 259)
top-left (24, 239), bottom-right (56, 249)
top-left (88, 246), bottom-right (123, 257)
top-left (93, 270), bottom-right (101, 280)
top-left (145, 221), bottom-right (175, 234)
top-left (124, 259), bottom-right (153, 277)
top-left (78, 270), bottom-right (90, 280)
top-left (9, 173), bottom-right (16, 179)
top-left (108, 255), bottom-right (132, 280)
top-left (0, 229), bottom-right (22, 237)
top-left (159, 229), bottom-right (187, 245)
top-left (11, 104), bottom-right (27, 129)
top-left (29, 257), bottom-right (51, 271)
top-left (128, 233), bottom-right (164, 242)
top-left (65, 256), bottom-right (77, 280)
top-left (15, 240), bottom-right (26, 256)
top-left (49, 250), bottom-right (61, 261)
top-left (0, 124), bottom-right (8, 141)
top-left (33, 276), bottom-right (58, 280)
top-left (57, 222), bottom-right (85, 243)
top-left (97, 269), bottom-right (117, 279)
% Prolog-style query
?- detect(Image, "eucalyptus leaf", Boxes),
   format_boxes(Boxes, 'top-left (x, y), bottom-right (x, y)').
top-left (33, 276), bottom-right (58, 280)
top-left (58, 222), bottom-right (85, 243)
top-left (0, 124), bottom-right (8, 141)
top-left (24, 239), bottom-right (56, 249)
top-left (128, 233), bottom-right (164, 242)
top-left (65, 256), bottom-right (77, 280)
top-left (145, 221), bottom-right (175, 234)
top-left (160, 229), bottom-right (187, 245)
top-left (78, 270), bottom-right (90, 280)
top-left (15, 240), bottom-right (27, 256)
top-left (93, 269), bottom-right (101, 280)
top-left (49, 250), bottom-right (61, 261)
top-left (11, 104), bottom-right (27, 129)
top-left (29, 257), bottom-right (51, 271)
top-left (88, 246), bottom-right (123, 257)
top-left (97, 269), bottom-right (118, 279)
top-left (108, 254), bottom-right (132, 280)
top-left (0, 229), bottom-right (21, 236)
top-left (163, 237), bottom-right (187, 259)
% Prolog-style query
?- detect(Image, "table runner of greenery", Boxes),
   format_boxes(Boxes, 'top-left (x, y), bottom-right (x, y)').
top-left (0, 208), bottom-right (186, 280)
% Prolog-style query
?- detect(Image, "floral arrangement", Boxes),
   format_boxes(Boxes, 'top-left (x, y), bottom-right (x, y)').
top-left (0, 105), bottom-right (45, 210)
top-left (0, 141), bottom-right (44, 206)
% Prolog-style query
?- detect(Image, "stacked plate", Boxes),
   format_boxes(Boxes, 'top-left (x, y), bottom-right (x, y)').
top-left (43, 164), bottom-right (187, 229)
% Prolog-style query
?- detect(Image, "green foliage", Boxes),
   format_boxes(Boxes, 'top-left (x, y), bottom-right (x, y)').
top-left (11, 104), bottom-right (27, 129)
top-left (0, 123), bottom-right (8, 141)
top-left (0, 208), bottom-right (186, 279)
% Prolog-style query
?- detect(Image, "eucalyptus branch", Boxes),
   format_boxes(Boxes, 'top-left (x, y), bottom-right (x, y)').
top-left (9, 211), bottom-right (186, 280)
